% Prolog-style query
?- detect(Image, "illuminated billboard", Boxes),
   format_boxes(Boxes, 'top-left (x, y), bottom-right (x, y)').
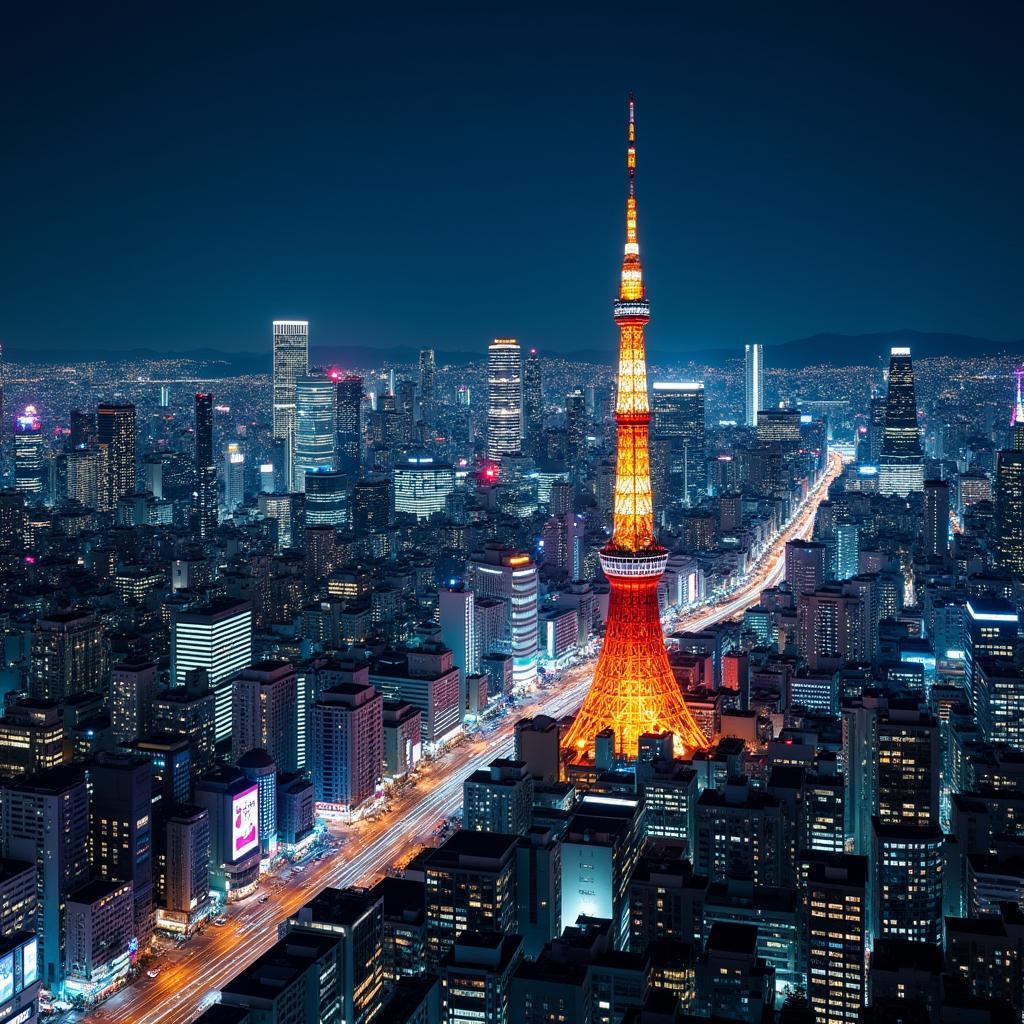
top-left (21, 936), bottom-right (37, 987)
top-left (231, 784), bottom-right (259, 859)
top-left (0, 951), bottom-right (13, 1003)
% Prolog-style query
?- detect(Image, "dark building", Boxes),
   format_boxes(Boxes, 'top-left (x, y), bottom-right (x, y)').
top-left (194, 392), bottom-right (217, 538)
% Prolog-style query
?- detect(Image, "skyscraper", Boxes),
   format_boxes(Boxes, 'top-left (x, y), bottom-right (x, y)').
top-left (523, 348), bottom-right (543, 455)
top-left (418, 348), bottom-right (436, 423)
top-left (96, 404), bottom-right (136, 507)
top-left (223, 442), bottom-right (245, 511)
top-left (487, 338), bottom-right (523, 460)
top-left (565, 388), bottom-right (586, 466)
top-left (744, 343), bottom-right (764, 427)
top-left (194, 392), bottom-right (217, 538)
top-left (171, 599), bottom-right (253, 743)
top-left (335, 374), bottom-right (363, 479)
top-left (652, 381), bottom-right (706, 506)
top-left (305, 469), bottom-right (349, 527)
top-left (562, 98), bottom-right (708, 760)
top-left (231, 660), bottom-right (298, 772)
top-left (922, 479), bottom-right (949, 559)
top-left (294, 375), bottom-right (337, 489)
top-left (1009, 368), bottom-right (1024, 450)
top-left (272, 320), bottom-right (309, 492)
top-left (13, 406), bottom-right (45, 497)
top-left (468, 543), bottom-right (539, 690)
top-left (878, 346), bottom-right (924, 496)
top-left (393, 454), bottom-right (455, 520)
top-left (867, 395), bottom-right (886, 464)
top-left (994, 449), bottom-right (1024, 576)
top-left (1, 767), bottom-right (90, 987)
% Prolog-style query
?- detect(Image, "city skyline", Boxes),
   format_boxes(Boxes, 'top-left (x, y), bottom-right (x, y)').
top-left (4, 6), bottom-right (1024, 361)
top-left (2, 12), bottom-right (1024, 1024)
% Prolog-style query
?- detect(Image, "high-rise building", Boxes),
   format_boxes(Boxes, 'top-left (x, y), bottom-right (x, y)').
top-left (393, 454), bottom-right (454, 520)
top-left (565, 388), bottom-right (586, 466)
top-left (335, 374), bottom-right (363, 479)
top-left (66, 445), bottom-right (109, 511)
top-left (0, 699), bottom-right (65, 776)
top-left (439, 932), bottom-right (523, 1024)
top-left (1, 767), bottom-right (89, 987)
top-left (744, 343), bottom-right (764, 427)
top-left (286, 888), bottom-right (386, 1024)
top-left (468, 543), bottom-right (539, 690)
top-left (487, 338), bottom-right (523, 459)
top-left (305, 469), bottom-right (348, 527)
top-left (352, 477), bottom-right (390, 532)
top-left (152, 668), bottom-right (218, 773)
top-left (523, 348), bottom-right (543, 455)
top-left (13, 407), bottom-right (45, 497)
top-left (994, 448), bottom-right (1024, 575)
top-left (159, 805), bottom-right (210, 936)
top-left (272, 320), bottom-right (309, 492)
top-left (231, 660), bottom-right (298, 772)
top-left (171, 599), bottom-right (252, 743)
top-left (194, 392), bottom-right (217, 538)
top-left (63, 878), bottom-right (135, 1000)
top-left (562, 99), bottom-right (708, 761)
top-left (418, 348), bottom-right (436, 423)
top-left (0, 490), bottom-right (25, 570)
top-left (1007, 368), bottom-right (1024, 451)
top-left (784, 539), bottom-right (826, 599)
top-left (223, 442), bottom-right (245, 511)
top-left (294, 374), bottom-right (337, 491)
top-left (88, 753), bottom-right (153, 947)
top-left (238, 749), bottom-right (278, 858)
top-left (96, 404), bottom-right (136, 507)
top-left (922, 479), bottom-right (949, 559)
top-left (867, 395), bottom-right (886, 465)
top-left (193, 766), bottom-right (261, 899)
top-left (310, 682), bottom-right (383, 812)
top-left (463, 759), bottom-right (534, 836)
top-left (652, 381), bottom-right (706, 506)
top-left (878, 347), bottom-right (924, 496)
top-left (424, 831), bottom-right (518, 967)
top-left (439, 585), bottom-right (478, 682)
top-left (800, 852), bottom-right (867, 1024)
top-left (30, 610), bottom-right (106, 701)
top-left (110, 656), bottom-right (158, 743)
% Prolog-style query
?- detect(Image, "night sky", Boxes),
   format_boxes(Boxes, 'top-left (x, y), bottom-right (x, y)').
top-left (4, 3), bottom-right (1023, 360)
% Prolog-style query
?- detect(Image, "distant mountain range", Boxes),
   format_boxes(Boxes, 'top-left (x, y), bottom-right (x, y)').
top-left (8, 330), bottom-right (1024, 371)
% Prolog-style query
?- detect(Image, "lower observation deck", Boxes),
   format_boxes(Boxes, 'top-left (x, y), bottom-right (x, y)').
top-left (599, 547), bottom-right (668, 578)
top-left (613, 298), bottom-right (650, 322)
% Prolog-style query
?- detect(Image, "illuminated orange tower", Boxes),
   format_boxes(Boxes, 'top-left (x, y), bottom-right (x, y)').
top-left (563, 97), bottom-right (709, 760)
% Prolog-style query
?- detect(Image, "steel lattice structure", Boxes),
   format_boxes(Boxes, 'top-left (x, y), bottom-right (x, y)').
top-left (563, 97), bottom-right (710, 761)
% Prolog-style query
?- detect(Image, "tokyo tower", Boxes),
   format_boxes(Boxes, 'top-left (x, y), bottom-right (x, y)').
top-left (563, 97), bottom-right (710, 761)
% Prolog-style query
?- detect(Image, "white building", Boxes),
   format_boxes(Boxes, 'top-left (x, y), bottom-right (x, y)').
top-left (468, 543), bottom-right (538, 690)
top-left (393, 455), bottom-right (455, 520)
top-left (744, 343), bottom-right (764, 427)
top-left (171, 599), bottom-right (252, 743)
top-left (487, 338), bottom-right (523, 460)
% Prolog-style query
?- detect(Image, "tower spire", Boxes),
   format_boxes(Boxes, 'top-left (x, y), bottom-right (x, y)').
top-left (562, 97), bottom-right (708, 761)
top-left (620, 95), bottom-right (643, 303)
top-left (1013, 368), bottom-right (1024, 427)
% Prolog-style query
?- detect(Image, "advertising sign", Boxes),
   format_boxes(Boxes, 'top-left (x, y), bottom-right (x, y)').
top-left (21, 936), bottom-right (37, 988)
top-left (231, 784), bottom-right (259, 859)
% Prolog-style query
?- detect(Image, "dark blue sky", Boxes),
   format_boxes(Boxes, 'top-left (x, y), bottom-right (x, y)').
top-left (4, 3), bottom-right (1022, 360)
